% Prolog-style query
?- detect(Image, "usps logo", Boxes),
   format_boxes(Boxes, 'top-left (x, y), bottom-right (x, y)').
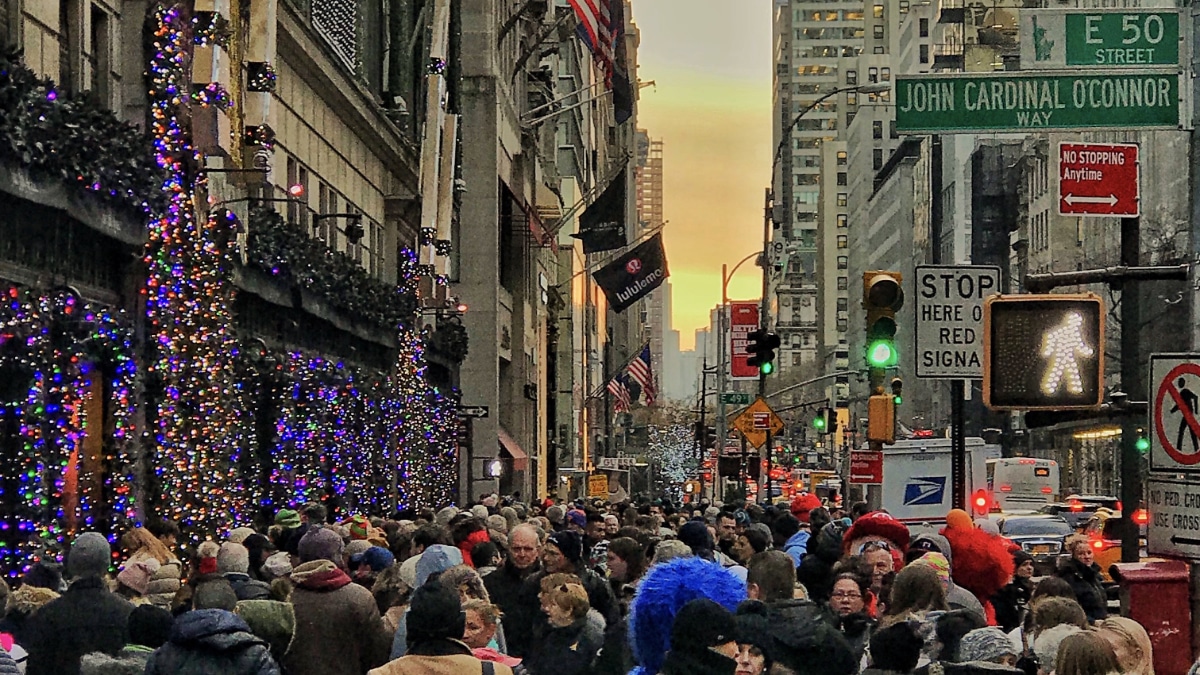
top-left (903, 477), bottom-right (947, 506)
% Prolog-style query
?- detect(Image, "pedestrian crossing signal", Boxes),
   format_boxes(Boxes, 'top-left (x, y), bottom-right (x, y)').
top-left (983, 294), bottom-right (1104, 411)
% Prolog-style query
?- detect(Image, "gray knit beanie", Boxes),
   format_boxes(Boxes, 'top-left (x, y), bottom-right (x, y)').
top-left (959, 627), bottom-right (1018, 663)
top-left (298, 526), bottom-right (345, 563)
top-left (67, 532), bottom-right (111, 579)
top-left (217, 542), bottom-right (250, 575)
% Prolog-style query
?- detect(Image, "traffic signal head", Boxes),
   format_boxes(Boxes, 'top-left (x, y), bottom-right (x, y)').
top-left (746, 329), bottom-right (782, 375)
top-left (972, 489), bottom-right (991, 515)
top-left (983, 294), bottom-right (1105, 410)
top-left (864, 271), bottom-right (904, 368)
top-left (867, 394), bottom-right (895, 444)
top-left (812, 407), bottom-right (834, 434)
top-left (891, 378), bottom-right (903, 405)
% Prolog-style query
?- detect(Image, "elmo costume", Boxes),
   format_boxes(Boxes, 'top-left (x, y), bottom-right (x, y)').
top-left (939, 509), bottom-right (1015, 626)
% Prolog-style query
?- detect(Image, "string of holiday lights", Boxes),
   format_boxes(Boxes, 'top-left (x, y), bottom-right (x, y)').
top-left (648, 424), bottom-right (698, 503)
top-left (145, 4), bottom-right (247, 536)
top-left (0, 288), bottom-right (137, 574)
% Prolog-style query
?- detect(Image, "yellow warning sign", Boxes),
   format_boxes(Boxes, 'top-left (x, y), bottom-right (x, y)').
top-left (731, 397), bottom-right (785, 449)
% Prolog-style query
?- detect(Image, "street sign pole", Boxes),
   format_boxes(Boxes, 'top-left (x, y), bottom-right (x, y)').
top-left (1121, 217), bottom-right (1142, 563)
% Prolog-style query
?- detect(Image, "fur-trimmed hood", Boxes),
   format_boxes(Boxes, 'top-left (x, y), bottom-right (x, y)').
top-left (627, 557), bottom-right (746, 675)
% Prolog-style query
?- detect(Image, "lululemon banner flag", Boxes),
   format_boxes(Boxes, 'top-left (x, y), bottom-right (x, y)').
top-left (592, 233), bottom-right (669, 313)
top-left (573, 169), bottom-right (627, 253)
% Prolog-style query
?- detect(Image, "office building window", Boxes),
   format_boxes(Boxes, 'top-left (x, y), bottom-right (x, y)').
top-left (837, 235), bottom-right (848, 249)
top-left (873, 25), bottom-right (884, 39)
top-left (900, 1), bottom-right (909, 13)
top-left (837, 172), bottom-right (847, 186)
top-left (836, 151), bottom-right (847, 165)
top-left (920, 44), bottom-right (930, 62)
top-left (286, 157), bottom-right (310, 230)
top-left (919, 18), bottom-right (929, 37)
top-left (890, 121), bottom-right (899, 139)
top-left (837, 193), bottom-right (847, 206)
top-left (881, 67), bottom-right (891, 81)
top-left (873, 149), bottom-right (884, 170)
top-left (846, 70), bottom-right (857, 85)
top-left (837, 214), bottom-right (847, 228)
top-left (873, 120), bottom-right (883, 139)
top-left (846, 92), bottom-right (857, 106)
top-left (868, 67), bottom-right (879, 83)
top-left (874, 45), bottom-right (884, 53)
top-left (837, 298), bottom-right (848, 311)
top-left (837, 276), bottom-right (848, 290)
top-left (873, 4), bottom-right (883, 17)
top-left (837, 256), bottom-right (848, 270)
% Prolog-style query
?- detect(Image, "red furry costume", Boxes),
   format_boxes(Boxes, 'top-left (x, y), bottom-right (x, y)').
top-left (939, 509), bottom-right (1015, 626)
top-left (843, 511), bottom-right (909, 570)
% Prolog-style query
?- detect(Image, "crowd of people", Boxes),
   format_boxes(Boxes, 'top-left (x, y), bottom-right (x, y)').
top-left (0, 494), bottom-right (1179, 675)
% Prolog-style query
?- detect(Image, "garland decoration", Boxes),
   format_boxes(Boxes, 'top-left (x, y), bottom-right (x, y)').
top-left (145, 4), bottom-right (247, 537)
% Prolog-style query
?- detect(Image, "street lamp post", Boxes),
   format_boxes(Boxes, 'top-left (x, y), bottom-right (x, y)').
top-left (716, 252), bottom-right (763, 497)
top-left (761, 82), bottom-right (891, 502)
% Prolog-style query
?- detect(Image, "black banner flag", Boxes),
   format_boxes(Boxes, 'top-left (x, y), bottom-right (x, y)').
top-left (592, 233), bottom-right (669, 313)
top-left (572, 169), bottom-right (627, 253)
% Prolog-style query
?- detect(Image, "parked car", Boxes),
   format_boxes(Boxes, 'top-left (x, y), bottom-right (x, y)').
top-left (997, 514), bottom-right (1074, 576)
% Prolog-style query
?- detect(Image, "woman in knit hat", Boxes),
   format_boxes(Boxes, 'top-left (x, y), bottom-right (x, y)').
top-left (959, 627), bottom-right (1020, 666)
top-left (733, 601), bottom-right (773, 675)
top-left (993, 550), bottom-right (1036, 633)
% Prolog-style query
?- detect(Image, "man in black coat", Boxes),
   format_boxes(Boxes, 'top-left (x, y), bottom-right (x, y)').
top-left (483, 523), bottom-right (544, 658)
top-left (24, 532), bottom-right (134, 675)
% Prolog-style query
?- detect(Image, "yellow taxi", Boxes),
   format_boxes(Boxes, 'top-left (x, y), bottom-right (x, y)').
top-left (1080, 508), bottom-right (1149, 583)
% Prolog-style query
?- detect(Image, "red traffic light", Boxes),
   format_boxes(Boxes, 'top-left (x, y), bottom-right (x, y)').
top-left (972, 489), bottom-right (990, 515)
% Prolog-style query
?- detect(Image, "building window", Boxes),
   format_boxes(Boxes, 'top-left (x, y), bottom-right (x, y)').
top-left (868, 67), bottom-right (879, 83)
top-left (286, 157), bottom-right (310, 230)
top-left (837, 235), bottom-right (848, 249)
top-left (836, 151), bottom-right (847, 166)
top-left (881, 67), bottom-right (891, 81)
top-left (872, 4), bottom-right (883, 17)
top-left (837, 298), bottom-right (848, 311)
top-left (837, 193), bottom-right (847, 206)
top-left (873, 149), bottom-right (884, 170)
top-left (837, 172), bottom-right (847, 186)
top-left (920, 44), bottom-right (930, 63)
top-left (919, 18), bottom-right (929, 37)
top-left (318, 182), bottom-right (340, 251)
top-left (873, 120), bottom-right (883, 139)
top-left (846, 70), bottom-right (857, 85)
top-left (900, 0), bottom-right (910, 13)
top-left (846, 92), bottom-right (857, 106)
top-left (837, 256), bottom-right (848, 270)
top-left (837, 276), bottom-right (848, 290)
top-left (837, 214), bottom-right (848, 228)
top-left (873, 45), bottom-right (884, 54)
top-left (873, 25), bottom-right (884, 39)
top-left (88, 4), bottom-right (112, 105)
top-left (890, 121), bottom-right (899, 139)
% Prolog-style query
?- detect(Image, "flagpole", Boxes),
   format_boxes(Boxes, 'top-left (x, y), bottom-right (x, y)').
top-left (586, 339), bottom-right (652, 401)
top-left (554, 222), bottom-right (667, 290)
top-left (603, 326), bottom-right (613, 463)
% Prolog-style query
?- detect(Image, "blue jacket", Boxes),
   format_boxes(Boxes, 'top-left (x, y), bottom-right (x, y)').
top-left (783, 530), bottom-right (811, 566)
top-left (144, 609), bottom-right (279, 675)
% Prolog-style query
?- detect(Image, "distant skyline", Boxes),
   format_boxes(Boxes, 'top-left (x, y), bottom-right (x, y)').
top-left (632, 0), bottom-right (772, 350)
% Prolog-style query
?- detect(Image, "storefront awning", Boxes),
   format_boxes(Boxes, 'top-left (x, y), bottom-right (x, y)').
top-left (498, 427), bottom-right (529, 471)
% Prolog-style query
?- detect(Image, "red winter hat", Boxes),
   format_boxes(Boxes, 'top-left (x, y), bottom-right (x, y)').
top-left (842, 511), bottom-right (911, 554)
top-left (790, 493), bottom-right (823, 522)
top-left (457, 529), bottom-right (491, 568)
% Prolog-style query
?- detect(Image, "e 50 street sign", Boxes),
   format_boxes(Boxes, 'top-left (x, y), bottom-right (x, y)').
top-left (895, 72), bottom-right (1179, 134)
top-left (1020, 9), bottom-right (1179, 70)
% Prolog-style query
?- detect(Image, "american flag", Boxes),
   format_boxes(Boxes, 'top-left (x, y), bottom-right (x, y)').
top-left (628, 344), bottom-right (657, 406)
top-left (569, 0), bottom-right (614, 80)
top-left (607, 376), bottom-right (631, 412)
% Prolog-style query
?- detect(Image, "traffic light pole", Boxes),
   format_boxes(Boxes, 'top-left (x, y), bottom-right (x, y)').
top-left (760, 188), bottom-right (773, 503)
top-left (1119, 217), bottom-right (1140, 565)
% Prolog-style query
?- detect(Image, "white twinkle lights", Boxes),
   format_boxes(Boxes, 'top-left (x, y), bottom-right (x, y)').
top-left (1040, 312), bottom-right (1094, 395)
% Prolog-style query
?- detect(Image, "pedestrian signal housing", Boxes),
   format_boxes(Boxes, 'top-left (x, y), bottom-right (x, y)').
top-left (864, 271), bottom-right (904, 368)
top-left (983, 294), bottom-right (1104, 410)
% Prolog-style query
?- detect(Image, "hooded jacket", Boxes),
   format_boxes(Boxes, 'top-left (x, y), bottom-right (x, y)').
top-left (234, 599), bottom-right (296, 663)
top-left (796, 522), bottom-right (846, 602)
top-left (390, 546), bottom-right (465, 660)
top-left (482, 558), bottom-right (543, 658)
top-left (224, 573), bottom-right (272, 602)
top-left (143, 609), bottom-right (279, 675)
top-left (284, 560), bottom-right (389, 675)
top-left (1055, 558), bottom-right (1107, 622)
top-left (783, 530), bottom-right (811, 566)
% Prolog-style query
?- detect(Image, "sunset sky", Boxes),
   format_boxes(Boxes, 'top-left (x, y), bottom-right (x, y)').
top-left (631, 0), bottom-right (773, 350)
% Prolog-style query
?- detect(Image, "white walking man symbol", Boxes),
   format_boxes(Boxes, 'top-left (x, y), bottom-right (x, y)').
top-left (1040, 312), bottom-right (1094, 395)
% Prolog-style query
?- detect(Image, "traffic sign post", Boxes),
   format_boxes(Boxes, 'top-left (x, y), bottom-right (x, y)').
top-left (1058, 142), bottom-right (1139, 217)
top-left (1020, 9), bottom-right (1180, 70)
top-left (1149, 355), bottom-right (1200, 473)
top-left (915, 265), bottom-right (1000, 379)
top-left (731, 397), bottom-right (784, 449)
top-left (895, 72), bottom-right (1179, 133)
top-left (1147, 477), bottom-right (1200, 560)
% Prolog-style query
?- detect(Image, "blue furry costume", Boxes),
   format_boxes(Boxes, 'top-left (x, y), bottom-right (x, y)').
top-left (626, 557), bottom-right (747, 675)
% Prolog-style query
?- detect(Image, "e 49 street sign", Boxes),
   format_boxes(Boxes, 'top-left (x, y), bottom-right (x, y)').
top-left (895, 72), bottom-right (1179, 134)
top-left (1058, 142), bottom-right (1139, 217)
top-left (1020, 9), bottom-right (1180, 70)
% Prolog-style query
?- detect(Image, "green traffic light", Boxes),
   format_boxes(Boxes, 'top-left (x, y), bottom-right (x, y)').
top-left (867, 340), bottom-right (897, 367)
top-left (813, 416), bottom-right (826, 430)
top-left (760, 361), bottom-right (774, 375)
top-left (1136, 437), bottom-right (1150, 452)
top-left (893, 395), bottom-right (902, 405)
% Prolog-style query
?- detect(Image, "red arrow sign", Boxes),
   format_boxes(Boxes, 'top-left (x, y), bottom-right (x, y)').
top-left (1058, 142), bottom-right (1139, 218)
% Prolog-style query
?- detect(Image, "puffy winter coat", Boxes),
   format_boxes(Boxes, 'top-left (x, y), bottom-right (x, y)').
top-left (23, 576), bottom-right (134, 675)
top-left (523, 615), bottom-right (604, 675)
top-left (143, 609), bottom-right (279, 675)
top-left (224, 573), bottom-right (272, 601)
top-left (483, 560), bottom-right (543, 658)
top-left (796, 522), bottom-right (846, 603)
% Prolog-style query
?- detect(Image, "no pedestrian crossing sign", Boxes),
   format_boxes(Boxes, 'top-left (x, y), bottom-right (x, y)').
top-left (1020, 9), bottom-right (1180, 70)
top-left (914, 265), bottom-right (1000, 379)
top-left (1147, 477), bottom-right (1200, 561)
top-left (1149, 355), bottom-right (1200, 473)
top-left (1058, 142), bottom-right (1139, 217)
top-left (895, 72), bottom-right (1179, 134)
